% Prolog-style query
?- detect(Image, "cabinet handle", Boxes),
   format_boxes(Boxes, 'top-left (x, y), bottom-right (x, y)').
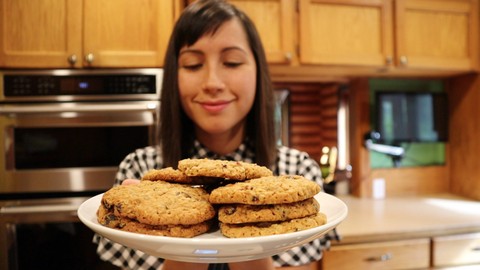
top-left (285, 52), bottom-right (292, 63)
top-left (85, 53), bottom-right (95, 64)
top-left (472, 246), bottom-right (480, 251)
top-left (399, 56), bottom-right (408, 66)
top-left (365, 253), bottom-right (392, 262)
top-left (67, 54), bottom-right (77, 65)
top-left (385, 56), bottom-right (393, 65)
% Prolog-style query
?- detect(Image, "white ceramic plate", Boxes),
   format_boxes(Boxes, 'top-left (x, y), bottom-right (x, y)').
top-left (78, 192), bottom-right (347, 263)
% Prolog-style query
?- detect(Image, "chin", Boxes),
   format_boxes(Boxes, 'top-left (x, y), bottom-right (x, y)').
top-left (200, 124), bottom-right (237, 135)
top-left (197, 118), bottom-right (245, 136)
top-left (204, 127), bottom-right (232, 135)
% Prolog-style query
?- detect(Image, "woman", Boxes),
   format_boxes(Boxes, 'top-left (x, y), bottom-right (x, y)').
top-left (94, 0), bottom-right (327, 269)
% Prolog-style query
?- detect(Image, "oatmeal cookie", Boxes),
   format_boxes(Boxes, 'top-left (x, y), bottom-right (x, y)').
top-left (209, 175), bottom-right (321, 205)
top-left (142, 167), bottom-right (188, 182)
top-left (218, 198), bottom-right (319, 224)
top-left (142, 167), bottom-right (221, 185)
top-left (101, 180), bottom-right (215, 225)
top-left (219, 212), bottom-right (327, 238)
top-left (97, 204), bottom-right (212, 237)
top-left (178, 158), bottom-right (272, 180)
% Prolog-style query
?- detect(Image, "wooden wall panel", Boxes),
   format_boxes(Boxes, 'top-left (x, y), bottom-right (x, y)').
top-left (275, 83), bottom-right (339, 161)
top-left (448, 74), bottom-right (480, 200)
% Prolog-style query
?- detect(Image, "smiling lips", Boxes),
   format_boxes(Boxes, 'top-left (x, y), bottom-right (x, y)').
top-left (199, 100), bottom-right (231, 113)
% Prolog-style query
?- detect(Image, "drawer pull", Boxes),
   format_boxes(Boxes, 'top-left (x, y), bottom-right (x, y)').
top-left (472, 246), bottom-right (480, 251)
top-left (365, 253), bottom-right (393, 262)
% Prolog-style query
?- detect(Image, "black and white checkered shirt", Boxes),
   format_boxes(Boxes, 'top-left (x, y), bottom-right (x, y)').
top-left (93, 141), bottom-right (330, 269)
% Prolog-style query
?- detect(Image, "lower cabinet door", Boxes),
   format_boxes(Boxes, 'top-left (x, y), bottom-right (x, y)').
top-left (432, 233), bottom-right (480, 267)
top-left (322, 238), bottom-right (430, 270)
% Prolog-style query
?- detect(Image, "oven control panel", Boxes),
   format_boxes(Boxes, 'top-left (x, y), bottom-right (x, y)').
top-left (0, 69), bottom-right (163, 101)
top-left (4, 74), bottom-right (156, 96)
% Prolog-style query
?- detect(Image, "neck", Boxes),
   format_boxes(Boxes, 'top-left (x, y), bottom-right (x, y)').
top-left (195, 125), bottom-right (245, 155)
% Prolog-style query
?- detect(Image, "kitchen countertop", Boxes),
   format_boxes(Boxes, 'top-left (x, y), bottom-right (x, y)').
top-left (332, 194), bottom-right (480, 245)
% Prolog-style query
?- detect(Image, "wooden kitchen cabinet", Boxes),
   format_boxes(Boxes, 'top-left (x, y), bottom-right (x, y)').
top-left (322, 238), bottom-right (431, 270)
top-left (256, 0), bottom-right (478, 79)
top-left (183, 0), bottom-right (478, 75)
top-left (0, 0), bottom-right (175, 68)
top-left (228, 0), bottom-right (296, 64)
top-left (235, 0), bottom-right (395, 67)
top-left (299, 0), bottom-right (478, 71)
top-left (395, 0), bottom-right (479, 71)
top-left (432, 233), bottom-right (480, 267)
top-left (299, 0), bottom-right (394, 67)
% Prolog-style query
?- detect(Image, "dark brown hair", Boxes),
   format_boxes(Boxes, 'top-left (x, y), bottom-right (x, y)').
top-left (159, 0), bottom-right (276, 168)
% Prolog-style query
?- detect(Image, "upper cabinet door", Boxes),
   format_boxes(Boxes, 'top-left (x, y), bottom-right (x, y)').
top-left (395, 0), bottom-right (479, 70)
top-left (0, 0), bottom-right (82, 68)
top-left (83, 0), bottom-right (174, 68)
top-left (0, 0), bottom-right (174, 68)
top-left (299, 0), bottom-right (394, 67)
top-left (229, 0), bottom-right (296, 64)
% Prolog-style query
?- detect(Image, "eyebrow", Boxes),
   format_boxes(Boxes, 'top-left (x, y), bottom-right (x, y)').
top-left (179, 46), bottom-right (248, 56)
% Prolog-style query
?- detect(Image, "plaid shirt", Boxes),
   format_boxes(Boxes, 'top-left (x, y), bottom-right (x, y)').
top-left (93, 141), bottom-right (330, 269)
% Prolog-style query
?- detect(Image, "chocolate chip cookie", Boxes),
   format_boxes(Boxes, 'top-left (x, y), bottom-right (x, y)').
top-left (218, 198), bottom-right (320, 224)
top-left (100, 180), bottom-right (215, 226)
top-left (209, 175), bottom-right (321, 205)
top-left (178, 158), bottom-right (273, 181)
top-left (219, 212), bottom-right (327, 238)
top-left (142, 167), bottom-right (221, 185)
top-left (97, 203), bottom-right (212, 237)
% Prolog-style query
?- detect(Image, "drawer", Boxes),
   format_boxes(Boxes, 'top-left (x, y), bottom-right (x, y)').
top-left (432, 232), bottom-right (480, 267)
top-left (322, 238), bottom-right (430, 270)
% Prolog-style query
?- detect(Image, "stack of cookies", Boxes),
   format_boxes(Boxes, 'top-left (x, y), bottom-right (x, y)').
top-left (96, 158), bottom-right (327, 238)
top-left (210, 175), bottom-right (327, 238)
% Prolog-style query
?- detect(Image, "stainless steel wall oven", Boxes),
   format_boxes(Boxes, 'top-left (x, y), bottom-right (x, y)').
top-left (0, 69), bottom-right (162, 270)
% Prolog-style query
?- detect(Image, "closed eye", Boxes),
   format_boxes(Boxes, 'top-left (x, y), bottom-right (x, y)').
top-left (224, 62), bottom-right (242, 68)
top-left (182, 64), bottom-right (203, 71)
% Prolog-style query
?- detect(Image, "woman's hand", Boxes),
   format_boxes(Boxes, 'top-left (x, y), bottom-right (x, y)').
top-left (121, 179), bottom-right (140, 185)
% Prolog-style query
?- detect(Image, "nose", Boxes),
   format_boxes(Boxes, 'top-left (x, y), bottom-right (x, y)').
top-left (203, 64), bottom-right (225, 94)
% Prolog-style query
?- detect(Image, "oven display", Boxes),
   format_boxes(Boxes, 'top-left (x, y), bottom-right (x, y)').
top-left (4, 74), bottom-right (157, 96)
top-left (59, 77), bottom-right (103, 94)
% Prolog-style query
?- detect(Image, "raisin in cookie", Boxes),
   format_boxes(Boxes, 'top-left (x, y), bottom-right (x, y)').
top-left (101, 180), bottom-right (215, 226)
top-left (178, 158), bottom-right (272, 180)
top-left (218, 198), bottom-right (320, 224)
top-left (209, 175), bottom-right (321, 205)
top-left (219, 212), bottom-right (327, 238)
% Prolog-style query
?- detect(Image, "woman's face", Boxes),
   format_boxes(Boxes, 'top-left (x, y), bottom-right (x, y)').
top-left (177, 18), bottom-right (256, 139)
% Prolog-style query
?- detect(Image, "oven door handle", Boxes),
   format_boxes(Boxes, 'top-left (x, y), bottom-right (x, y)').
top-left (0, 101), bottom-right (159, 127)
top-left (0, 199), bottom-right (86, 223)
top-left (0, 101), bottom-right (159, 114)
top-left (0, 203), bottom-right (80, 214)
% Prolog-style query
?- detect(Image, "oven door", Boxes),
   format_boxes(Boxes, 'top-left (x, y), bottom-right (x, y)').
top-left (0, 101), bottom-right (159, 196)
top-left (0, 197), bottom-right (119, 270)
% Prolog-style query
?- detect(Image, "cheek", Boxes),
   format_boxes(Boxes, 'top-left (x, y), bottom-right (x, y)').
top-left (177, 71), bottom-right (190, 97)
top-left (177, 72), bottom-right (195, 105)
top-left (243, 84), bottom-right (256, 109)
top-left (177, 77), bottom-right (191, 116)
top-left (240, 72), bottom-right (256, 108)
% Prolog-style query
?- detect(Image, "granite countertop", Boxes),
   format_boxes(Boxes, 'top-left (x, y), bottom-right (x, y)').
top-left (333, 194), bottom-right (480, 245)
